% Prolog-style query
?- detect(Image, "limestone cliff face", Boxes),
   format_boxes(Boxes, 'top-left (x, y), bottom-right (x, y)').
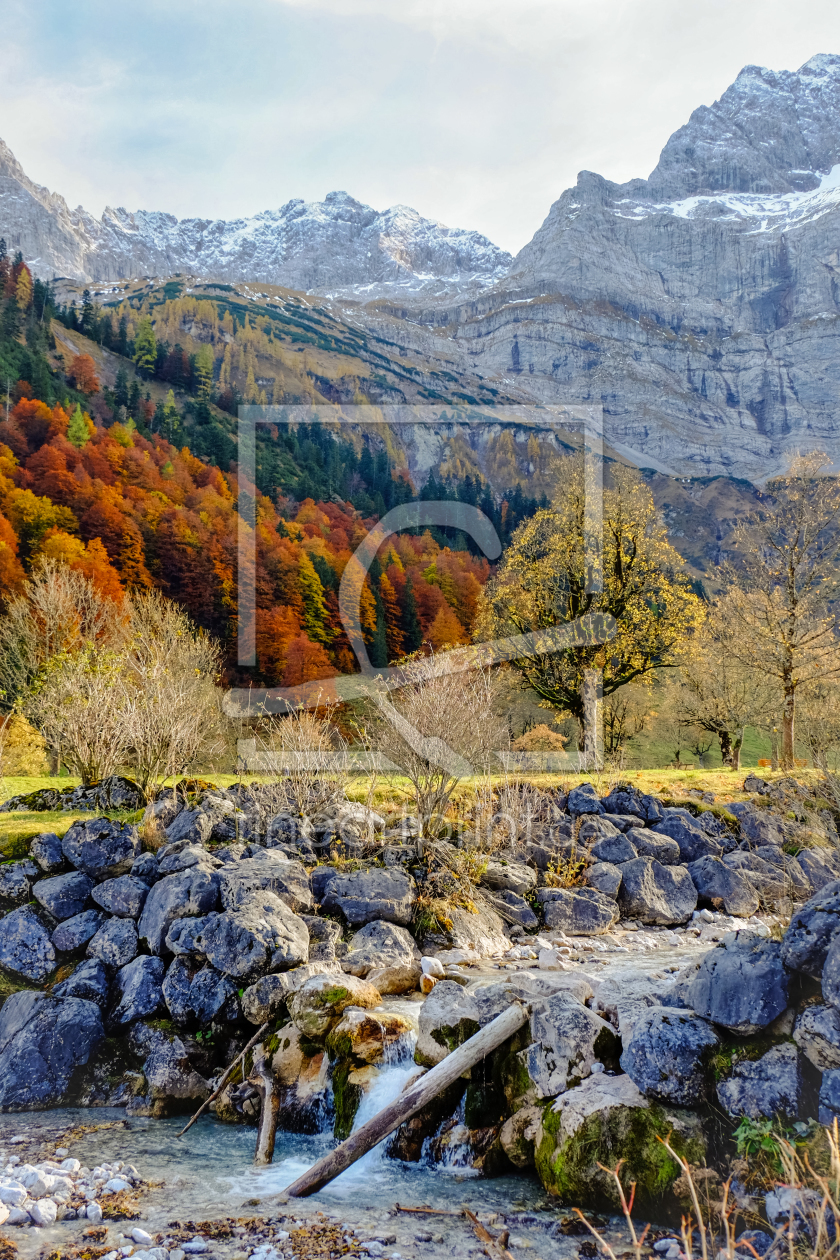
top-left (364, 54), bottom-right (840, 480)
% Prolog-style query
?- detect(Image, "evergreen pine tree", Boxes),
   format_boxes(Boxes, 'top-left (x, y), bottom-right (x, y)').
top-left (67, 404), bottom-right (89, 449)
top-left (367, 555), bottom-right (388, 667)
top-left (133, 316), bottom-right (157, 376)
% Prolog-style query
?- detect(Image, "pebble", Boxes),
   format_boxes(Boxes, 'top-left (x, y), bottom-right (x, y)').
top-left (183, 1239), bottom-right (209, 1254)
top-left (87, 1201), bottom-right (104, 1223)
top-left (133, 1228), bottom-right (154, 1245)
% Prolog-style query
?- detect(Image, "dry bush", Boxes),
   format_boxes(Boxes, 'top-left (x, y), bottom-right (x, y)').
top-left (0, 712), bottom-right (47, 776)
top-left (512, 723), bottom-right (568, 752)
top-left (252, 703), bottom-right (349, 818)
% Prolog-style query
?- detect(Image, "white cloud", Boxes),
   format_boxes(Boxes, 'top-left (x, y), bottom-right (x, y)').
top-left (1, 0), bottom-right (840, 254)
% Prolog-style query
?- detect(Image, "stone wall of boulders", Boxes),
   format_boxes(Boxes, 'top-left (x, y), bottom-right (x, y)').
top-left (2, 772), bottom-right (840, 1226)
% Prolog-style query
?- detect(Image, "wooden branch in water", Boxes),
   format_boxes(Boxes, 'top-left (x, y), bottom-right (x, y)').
top-left (177, 1022), bottom-right (270, 1138)
top-left (464, 1208), bottom-right (516, 1260)
top-left (282, 1002), bottom-right (529, 1198)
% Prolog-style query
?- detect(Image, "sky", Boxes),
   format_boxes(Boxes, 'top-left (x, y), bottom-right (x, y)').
top-left (3, 0), bottom-right (840, 255)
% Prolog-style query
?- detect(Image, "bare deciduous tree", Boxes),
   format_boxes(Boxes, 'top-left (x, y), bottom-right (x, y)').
top-left (118, 590), bottom-right (223, 797)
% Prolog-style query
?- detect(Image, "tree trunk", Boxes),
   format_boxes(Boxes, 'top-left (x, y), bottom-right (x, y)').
top-left (48, 746), bottom-right (60, 776)
top-left (719, 729), bottom-right (733, 768)
top-left (283, 1002), bottom-right (529, 1198)
top-left (250, 1044), bottom-right (280, 1166)
top-left (782, 680), bottom-right (796, 770)
top-left (581, 670), bottom-right (603, 771)
top-left (733, 728), bottom-right (744, 772)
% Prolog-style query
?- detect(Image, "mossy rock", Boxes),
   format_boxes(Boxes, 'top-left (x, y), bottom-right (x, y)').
top-left (331, 1059), bottom-right (363, 1141)
top-left (534, 1073), bottom-right (706, 1210)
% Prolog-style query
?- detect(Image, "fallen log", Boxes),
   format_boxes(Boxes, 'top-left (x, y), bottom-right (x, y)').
top-left (177, 1021), bottom-right (270, 1138)
top-left (250, 1043), bottom-right (281, 1165)
top-left (464, 1207), bottom-right (516, 1260)
top-left (282, 1001), bottom-right (529, 1198)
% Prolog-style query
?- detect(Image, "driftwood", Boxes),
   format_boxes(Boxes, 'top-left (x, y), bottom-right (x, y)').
top-left (177, 1022), bottom-right (270, 1137)
top-left (282, 1002), bottom-right (529, 1198)
top-left (249, 1044), bottom-right (281, 1165)
top-left (394, 1205), bottom-right (515, 1258)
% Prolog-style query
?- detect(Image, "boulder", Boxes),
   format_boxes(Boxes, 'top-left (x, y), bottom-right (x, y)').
top-left (110, 955), bottom-right (166, 1027)
top-left (29, 832), bottom-right (64, 873)
top-left (689, 933), bottom-right (789, 1033)
top-left (586, 862), bottom-right (622, 898)
top-left (141, 1030), bottom-right (211, 1111)
top-left (218, 850), bottom-right (313, 914)
top-left (0, 906), bottom-right (56, 981)
top-left (0, 861), bottom-right (36, 902)
top-left (794, 1004), bottom-right (840, 1069)
top-left (195, 893), bottom-right (309, 979)
top-left (734, 806), bottom-right (786, 848)
top-left (326, 1008), bottom-right (414, 1063)
top-left (754, 847), bottom-right (812, 897)
top-left (602, 787), bottom-right (663, 823)
top-left (590, 833), bottom-right (638, 865)
top-left (91, 876), bottom-right (149, 919)
top-left (480, 861), bottom-right (536, 896)
top-left (53, 958), bottom-right (110, 1007)
top-left (540, 887), bottom-right (619, 935)
top-left (421, 902), bottom-right (511, 957)
top-left (687, 857), bottom-right (760, 918)
top-left (157, 843), bottom-right (221, 875)
top-left (366, 962), bottom-right (423, 994)
top-left (624, 827), bottom-right (681, 864)
top-left (617, 858), bottom-right (698, 925)
top-left (500, 1105), bottom-right (542, 1169)
top-left (163, 806), bottom-right (217, 847)
top-left (310, 865), bottom-right (340, 902)
top-left (796, 849), bottom-right (840, 893)
top-left (321, 868), bottom-right (416, 927)
top-left (137, 867), bottom-right (220, 955)
top-left (652, 816), bottom-right (722, 862)
top-left (487, 889), bottom-right (540, 929)
top-left (533, 1071), bottom-right (706, 1209)
top-left (87, 917), bottom-right (138, 969)
top-left (471, 972), bottom-right (596, 1026)
top-left (289, 973), bottom-right (381, 1039)
top-left (51, 909), bottom-right (107, 952)
top-left (819, 1069), bottom-right (840, 1125)
top-left (723, 852), bottom-right (788, 904)
top-left (717, 1043), bottom-right (801, 1120)
top-left (164, 914), bottom-right (216, 955)
top-left (818, 933), bottom-right (840, 1012)
top-left (61, 819), bottom-right (141, 880)
top-left (130, 852), bottom-right (160, 885)
top-left (566, 784), bottom-right (603, 816)
top-left (524, 993), bottom-right (620, 1099)
top-left (781, 882), bottom-right (840, 977)
top-left (241, 972), bottom-right (297, 1024)
top-left (415, 980), bottom-right (480, 1067)
top-left (342, 920), bottom-right (420, 977)
top-left (32, 871), bottom-right (93, 920)
top-left (162, 957), bottom-right (238, 1026)
top-left (0, 990), bottom-right (104, 1109)
top-left (620, 1008), bottom-right (719, 1105)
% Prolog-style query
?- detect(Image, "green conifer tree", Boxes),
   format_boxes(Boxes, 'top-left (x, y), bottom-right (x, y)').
top-left (132, 316), bottom-right (157, 376)
top-left (67, 404), bottom-right (89, 449)
top-left (298, 553), bottom-right (331, 645)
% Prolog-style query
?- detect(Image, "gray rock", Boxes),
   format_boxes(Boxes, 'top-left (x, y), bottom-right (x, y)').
top-left (110, 955), bottom-right (166, 1027)
top-left (29, 832), bottom-right (64, 873)
top-left (218, 851), bottom-right (313, 914)
top-left (601, 787), bottom-right (663, 823)
top-left (620, 1007), bottom-right (719, 1105)
top-left (625, 827), bottom-right (681, 865)
top-left (818, 933), bottom-right (840, 1012)
top-left (165, 914), bottom-right (216, 955)
top-left (87, 917), bottom-right (138, 968)
top-left (157, 843), bottom-right (220, 875)
top-left (91, 876), bottom-right (149, 918)
top-left (32, 871), bottom-right (93, 920)
top-left (794, 1004), bottom-right (840, 1069)
top-left (241, 972), bottom-right (296, 1024)
top-left (137, 867), bottom-right (220, 955)
top-left (540, 886), bottom-right (620, 934)
top-left (162, 956), bottom-right (238, 1025)
top-left (321, 868), bottom-right (416, 927)
top-left (130, 853), bottom-right (160, 885)
top-left (687, 856), bottom-right (760, 917)
top-left (0, 861), bottom-right (34, 902)
top-left (566, 784), bottom-right (603, 816)
top-left (163, 806), bottom-right (216, 847)
top-left (717, 1043), bottom-right (801, 1120)
top-left (415, 980), bottom-right (481, 1066)
top-left (577, 816), bottom-right (621, 844)
top-left (590, 833), bottom-right (638, 864)
top-left (0, 906), bottom-right (56, 981)
top-left (142, 1032), bottom-right (211, 1107)
top-left (310, 865), bottom-right (341, 901)
top-left (480, 860), bottom-right (537, 896)
top-left (689, 933), bottom-right (789, 1033)
top-left (652, 816), bottom-right (722, 862)
top-left (193, 892), bottom-right (309, 979)
top-left (754, 847), bottom-right (812, 896)
top-left (53, 958), bottom-right (110, 1006)
top-left (61, 818), bottom-right (141, 880)
top-left (342, 919), bottom-right (420, 977)
top-left (0, 990), bottom-right (103, 1109)
top-left (617, 857), bottom-right (698, 925)
top-left (797, 849), bottom-right (840, 894)
top-left (525, 993), bottom-right (619, 1099)
top-left (820, 1069), bottom-right (840, 1125)
top-left (781, 881), bottom-right (840, 976)
top-left (723, 851), bottom-right (788, 903)
top-left (586, 862), bottom-right (622, 898)
top-left (736, 807), bottom-right (786, 848)
top-left (52, 909), bottom-right (107, 952)
top-left (488, 888), bottom-right (540, 929)
top-left (470, 972), bottom-right (596, 1025)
